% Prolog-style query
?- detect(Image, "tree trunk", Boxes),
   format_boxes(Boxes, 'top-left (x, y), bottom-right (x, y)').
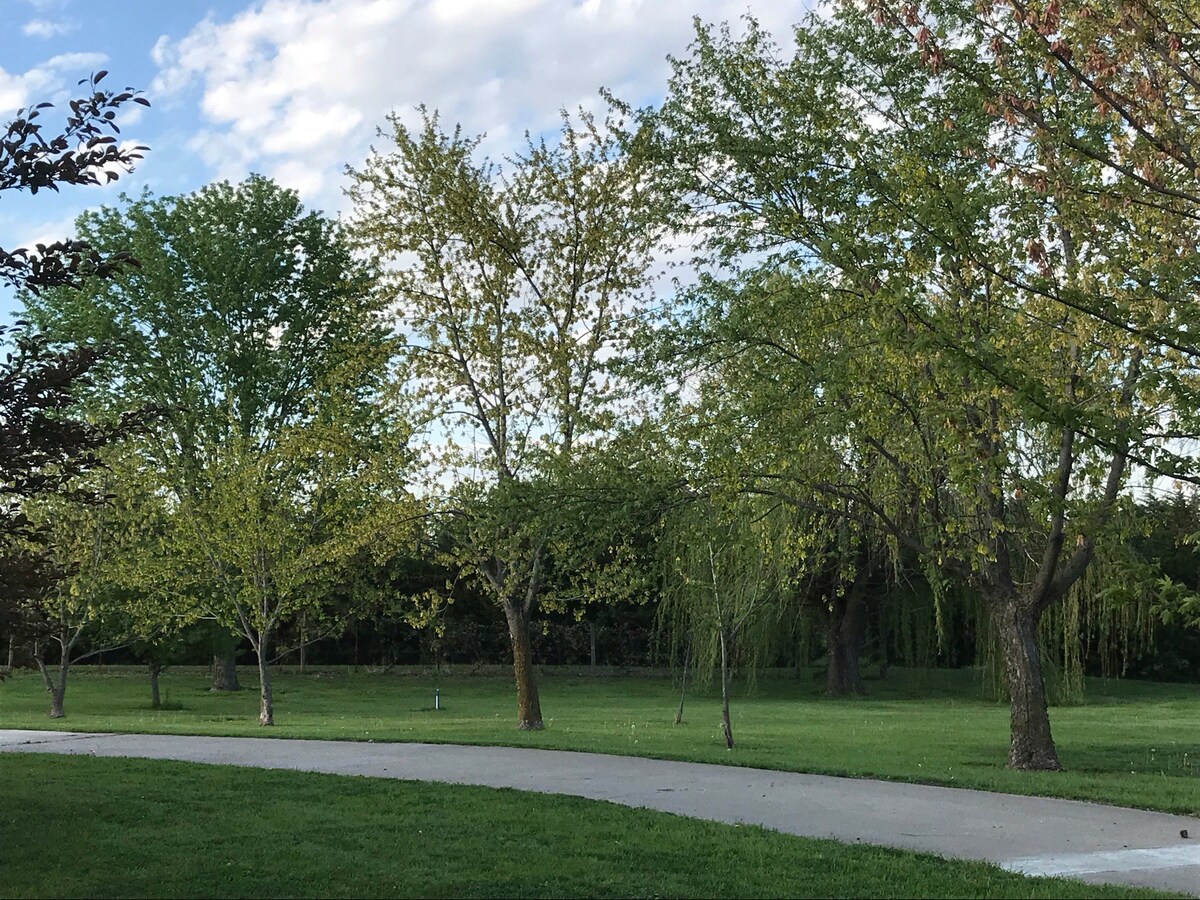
top-left (719, 628), bottom-right (734, 749)
top-left (825, 572), bottom-right (870, 697)
top-left (35, 647), bottom-right (67, 717)
top-left (6, 634), bottom-right (14, 669)
top-left (256, 644), bottom-right (274, 726)
top-left (675, 642), bottom-right (690, 726)
top-left (503, 600), bottom-right (543, 730)
top-left (211, 652), bottom-right (241, 691)
top-left (149, 665), bottom-right (161, 709)
top-left (48, 663), bottom-right (68, 719)
top-left (992, 598), bottom-right (1061, 771)
top-left (589, 621), bottom-right (597, 671)
top-left (49, 685), bottom-right (64, 718)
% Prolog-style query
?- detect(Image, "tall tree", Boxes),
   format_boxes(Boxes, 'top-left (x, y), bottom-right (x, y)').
top-left (347, 111), bottom-right (664, 729)
top-left (25, 176), bottom-right (408, 725)
top-left (628, 8), bottom-right (1180, 769)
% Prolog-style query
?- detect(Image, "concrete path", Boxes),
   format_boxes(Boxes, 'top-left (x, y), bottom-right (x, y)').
top-left (3, 729), bottom-right (1198, 895)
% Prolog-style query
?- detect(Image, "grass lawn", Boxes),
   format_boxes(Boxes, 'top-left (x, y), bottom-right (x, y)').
top-left (2, 665), bottom-right (1198, 814)
top-left (0, 753), bottom-right (1177, 899)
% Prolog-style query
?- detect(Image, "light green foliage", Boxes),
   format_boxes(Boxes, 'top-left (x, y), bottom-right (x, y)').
top-left (24, 175), bottom-right (411, 723)
top-left (347, 109), bottom-right (666, 723)
top-left (21, 445), bottom-right (175, 714)
top-left (621, 5), bottom-right (1190, 766)
top-left (660, 498), bottom-right (784, 681)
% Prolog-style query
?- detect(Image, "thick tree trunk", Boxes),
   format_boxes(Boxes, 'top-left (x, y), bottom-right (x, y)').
top-left (719, 628), bottom-right (734, 749)
top-left (49, 686), bottom-right (65, 719)
top-left (825, 573), bottom-right (870, 697)
top-left (503, 600), bottom-right (543, 730)
top-left (211, 652), bottom-right (241, 692)
top-left (48, 663), bottom-right (68, 719)
top-left (992, 598), bottom-right (1060, 771)
top-left (149, 665), bottom-right (161, 709)
top-left (257, 648), bottom-right (274, 726)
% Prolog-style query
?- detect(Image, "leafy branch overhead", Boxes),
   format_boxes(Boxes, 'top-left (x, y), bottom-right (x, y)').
top-left (0, 71), bottom-right (148, 294)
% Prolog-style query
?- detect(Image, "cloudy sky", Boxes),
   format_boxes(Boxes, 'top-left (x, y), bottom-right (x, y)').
top-left (0, 0), bottom-right (807, 317)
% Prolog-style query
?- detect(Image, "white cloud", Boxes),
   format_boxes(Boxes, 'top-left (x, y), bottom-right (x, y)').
top-left (0, 51), bottom-right (109, 117)
top-left (22, 18), bottom-right (75, 38)
top-left (17, 210), bottom-right (81, 252)
top-left (151, 0), bottom-right (807, 214)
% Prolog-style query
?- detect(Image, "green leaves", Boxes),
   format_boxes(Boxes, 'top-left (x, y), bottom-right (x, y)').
top-left (24, 175), bottom-right (412, 663)
top-left (347, 109), bottom-right (666, 623)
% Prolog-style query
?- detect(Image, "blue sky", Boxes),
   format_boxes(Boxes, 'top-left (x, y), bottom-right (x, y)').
top-left (0, 0), bottom-right (806, 319)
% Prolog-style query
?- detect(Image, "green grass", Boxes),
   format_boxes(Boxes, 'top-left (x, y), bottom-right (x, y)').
top-left (0, 753), bottom-right (1173, 898)
top-left (3, 665), bottom-right (1199, 814)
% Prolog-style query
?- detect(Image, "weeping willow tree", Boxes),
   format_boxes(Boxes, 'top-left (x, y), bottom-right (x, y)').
top-left (659, 497), bottom-right (795, 748)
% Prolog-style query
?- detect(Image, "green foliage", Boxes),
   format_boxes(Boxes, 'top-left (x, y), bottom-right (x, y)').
top-left (611, 5), bottom-right (1195, 767)
top-left (23, 176), bottom-right (412, 721)
top-left (346, 106), bottom-right (668, 723)
top-left (23, 445), bottom-right (175, 666)
top-left (659, 498), bottom-right (787, 685)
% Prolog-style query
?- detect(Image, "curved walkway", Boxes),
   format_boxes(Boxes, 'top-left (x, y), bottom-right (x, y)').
top-left (3, 729), bottom-right (1198, 895)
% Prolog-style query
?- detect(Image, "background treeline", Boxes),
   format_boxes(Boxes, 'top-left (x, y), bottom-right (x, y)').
top-left (13, 488), bottom-right (1198, 683)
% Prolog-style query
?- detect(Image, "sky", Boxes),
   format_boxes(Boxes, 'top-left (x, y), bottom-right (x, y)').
top-left (0, 0), bottom-right (808, 319)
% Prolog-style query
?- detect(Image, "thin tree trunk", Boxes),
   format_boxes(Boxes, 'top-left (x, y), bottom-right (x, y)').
top-left (149, 665), bottom-right (161, 709)
top-left (35, 642), bottom-right (50, 691)
top-left (211, 652), bottom-right (241, 691)
top-left (992, 597), bottom-right (1060, 771)
top-left (299, 611), bottom-right (307, 675)
top-left (34, 647), bottom-right (67, 718)
top-left (6, 634), bottom-right (14, 669)
top-left (503, 600), bottom-right (543, 730)
top-left (719, 628), bottom-right (734, 749)
top-left (256, 641), bottom-right (274, 726)
top-left (589, 621), bottom-right (597, 671)
top-left (675, 641), bottom-right (690, 725)
top-left (825, 572), bottom-right (870, 697)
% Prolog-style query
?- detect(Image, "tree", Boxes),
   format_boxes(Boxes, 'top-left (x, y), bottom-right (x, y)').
top-left (0, 74), bottom-right (148, 654)
top-left (866, 0), bottom-right (1200, 428)
top-left (24, 449), bottom-right (164, 718)
top-left (25, 176), bottom-right (408, 725)
top-left (347, 110), bottom-right (664, 729)
top-left (660, 498), bottom-right (781, 749)
top-left (627, 8), bottom-right (1180, 769)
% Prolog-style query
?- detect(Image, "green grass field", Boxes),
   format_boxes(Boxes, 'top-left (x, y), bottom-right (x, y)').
top-left (3, 664), bottom-right (1198, 814)
top-left (0, 753), bottom-right (1176, 899)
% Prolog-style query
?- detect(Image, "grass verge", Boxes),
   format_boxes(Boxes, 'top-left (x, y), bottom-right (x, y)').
top-left (2, 665), bottom-right (1198, 814)
top-left (0, 753), bottom-right (1176, 899)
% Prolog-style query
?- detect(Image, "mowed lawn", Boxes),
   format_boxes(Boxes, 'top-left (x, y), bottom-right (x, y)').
top-left (2, 665), bottom-right (1199, 814)
top-left (0, 754), bottom-right (1176, 899)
